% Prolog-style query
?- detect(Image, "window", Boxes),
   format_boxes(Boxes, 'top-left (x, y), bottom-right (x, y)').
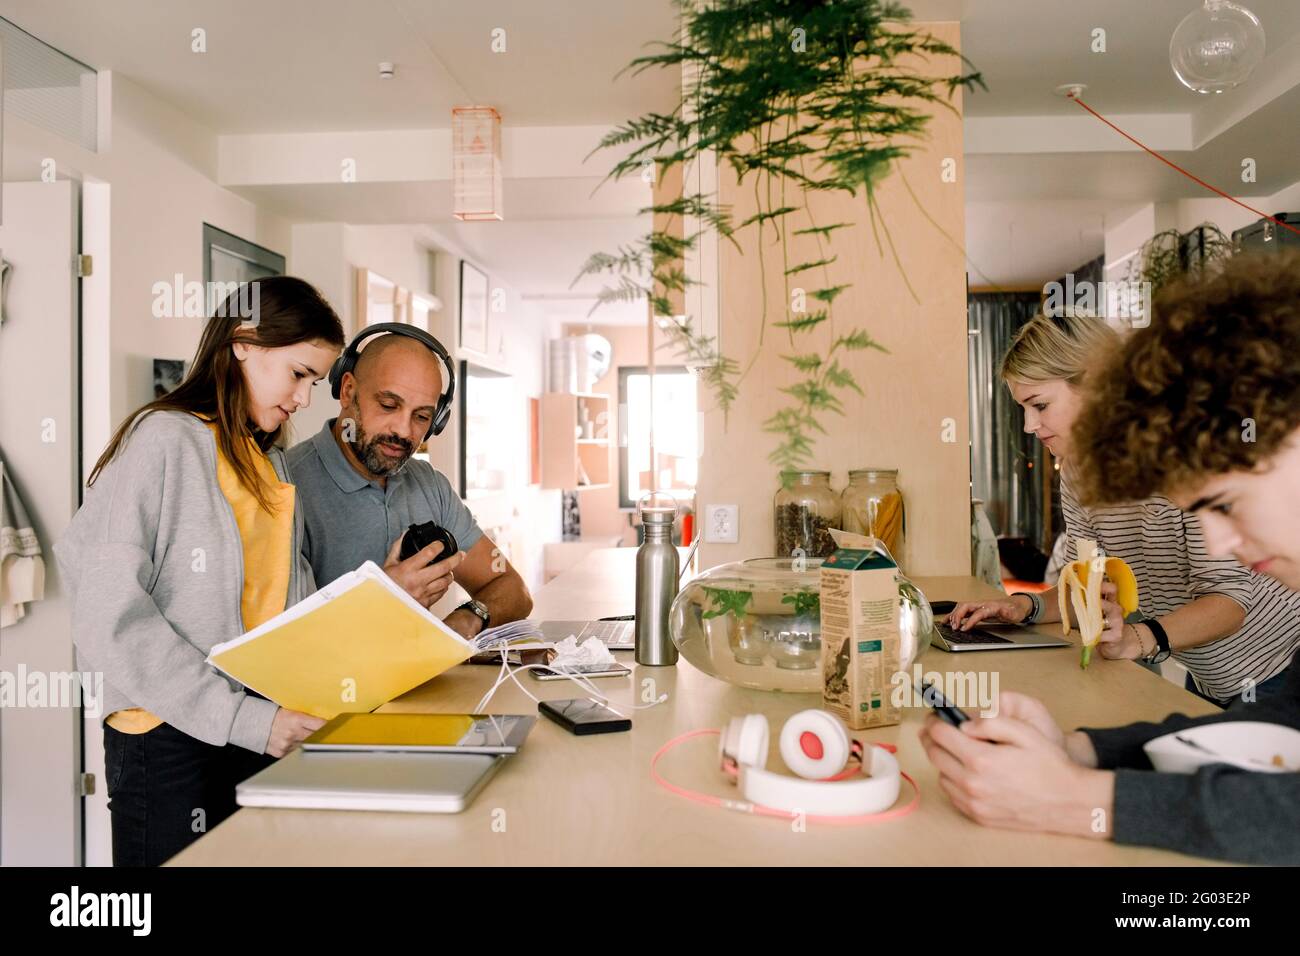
top-left (618, 366), bottom-right (697, 510)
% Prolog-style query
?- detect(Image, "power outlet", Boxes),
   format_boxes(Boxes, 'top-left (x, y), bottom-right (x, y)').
top-left (704, 504), bottom-right (739, 544)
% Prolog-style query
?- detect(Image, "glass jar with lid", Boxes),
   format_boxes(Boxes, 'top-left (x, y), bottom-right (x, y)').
top-left (773, 471), bottom-right (841, 559)
top-left (841, 469), bottom-right (906, 564)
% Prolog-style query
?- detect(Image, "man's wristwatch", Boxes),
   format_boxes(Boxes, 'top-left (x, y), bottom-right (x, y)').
top-left (457, 599), bottom-right (490, 632)
top-left (1140, 617), bottom-right (1172, 664)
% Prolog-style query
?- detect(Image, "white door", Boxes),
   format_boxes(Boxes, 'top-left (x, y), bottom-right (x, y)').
top-left (0, 180), bottom-right (83, 865)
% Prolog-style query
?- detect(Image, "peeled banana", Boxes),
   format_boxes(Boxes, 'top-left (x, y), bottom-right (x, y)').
top-left (1059, 539), bottom-right (1139, 669)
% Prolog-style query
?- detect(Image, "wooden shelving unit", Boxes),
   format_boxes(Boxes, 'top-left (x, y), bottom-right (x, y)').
top-left (541, 392), bottom-right (612, 490)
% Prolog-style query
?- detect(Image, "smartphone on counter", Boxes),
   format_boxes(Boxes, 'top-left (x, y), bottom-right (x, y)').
top-left (530, 662), bottom-right (632, 681)
top-left (538, 698), bottom-right (632, 735)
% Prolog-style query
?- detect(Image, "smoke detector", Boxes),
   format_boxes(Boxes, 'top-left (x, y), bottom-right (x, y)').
top-left (379, 62), bottom-right (395, 79)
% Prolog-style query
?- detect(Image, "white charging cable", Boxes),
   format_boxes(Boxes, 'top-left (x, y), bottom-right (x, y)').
top-left (474, 648), bottom-right (669, 713)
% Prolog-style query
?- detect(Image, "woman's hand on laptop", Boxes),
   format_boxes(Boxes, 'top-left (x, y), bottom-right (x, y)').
top-left (266, 708), bottom-right (326, 758)
top-left (946, 595), bottom-right (1032, 630)
top-left (383, 536), bottom-right (465, 609)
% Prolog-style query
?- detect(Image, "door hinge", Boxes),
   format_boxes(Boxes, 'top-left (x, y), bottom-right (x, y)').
top-left (75, 254), bottom-right (93, 277)
top-left (78, 772), bottom-right (95, 796)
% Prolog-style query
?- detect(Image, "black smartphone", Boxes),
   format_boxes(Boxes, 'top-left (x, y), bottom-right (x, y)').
top-left (916, 679), bottom-right (970, 727)
top-left (538, 698), bottom-right (631, 736)
top-left (400, 521), bottom-right (458, 565)
top-left (929, 600), bottom-right (958, 616)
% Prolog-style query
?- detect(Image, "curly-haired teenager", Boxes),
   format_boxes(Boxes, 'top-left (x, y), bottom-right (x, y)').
top-left (946, 311), bottom-right (1300, 706)
top-left (921, 249), bottom-right (1300, 863)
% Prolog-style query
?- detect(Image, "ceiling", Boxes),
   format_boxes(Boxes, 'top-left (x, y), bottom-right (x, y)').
top-left (960, 0), bottom-right (1300, 117)
top-left (5, 0), bottom-right (1297, 291)
top-left (1, 0), bottom-right (682, 132)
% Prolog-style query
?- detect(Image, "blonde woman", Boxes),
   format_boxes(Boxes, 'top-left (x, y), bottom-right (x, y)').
top-left (947, 312), bottom-right (1300, 706)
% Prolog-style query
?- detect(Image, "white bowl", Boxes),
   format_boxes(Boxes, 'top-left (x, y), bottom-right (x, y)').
top-left (1144, 721), bottom-right (1300, 775)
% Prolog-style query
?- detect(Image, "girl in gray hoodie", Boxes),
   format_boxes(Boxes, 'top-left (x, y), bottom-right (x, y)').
top-left (55, 276), bottom-right (344, 866)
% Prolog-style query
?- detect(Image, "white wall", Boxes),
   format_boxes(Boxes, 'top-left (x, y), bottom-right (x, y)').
top-left (6, 70), bottom-right (292, 475)
top-left (1105, 179), bottom-right (1300, 269)
top-left (287, 222), bottom-right (438, 443)
top-left (1172, 179), bottom-right (1300, 236)
top-left (427, 246), bottom-right (561, 599)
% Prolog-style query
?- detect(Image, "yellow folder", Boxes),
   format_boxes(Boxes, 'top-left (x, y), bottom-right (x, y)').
top-left (207, 561), bottom-right (474, 719)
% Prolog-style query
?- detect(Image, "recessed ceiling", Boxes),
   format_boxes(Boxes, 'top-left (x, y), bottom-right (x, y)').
top-left (1, 0), bottom-right (681, 132)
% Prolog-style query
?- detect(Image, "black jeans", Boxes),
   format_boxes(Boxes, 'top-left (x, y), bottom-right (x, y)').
top-left (103, 722), bottom-right (277, 867)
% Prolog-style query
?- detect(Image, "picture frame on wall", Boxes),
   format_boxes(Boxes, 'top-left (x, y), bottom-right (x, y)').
top-left (153, 358), bottom-right (188, 398)
top-left (459, 260), bottom-right (489, 353)
top-left (202, 223), bottom-right (284, 315)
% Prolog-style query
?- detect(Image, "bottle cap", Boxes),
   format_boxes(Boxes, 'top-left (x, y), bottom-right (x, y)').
top-left (638, 491), bottom-right (678, 525)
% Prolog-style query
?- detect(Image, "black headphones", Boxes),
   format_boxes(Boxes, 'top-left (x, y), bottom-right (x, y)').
top-left (328, 322), bottom-right (457, 440)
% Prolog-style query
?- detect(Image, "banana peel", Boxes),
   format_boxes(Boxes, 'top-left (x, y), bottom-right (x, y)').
top-left (1059, 539), bottom-right (1139, 668)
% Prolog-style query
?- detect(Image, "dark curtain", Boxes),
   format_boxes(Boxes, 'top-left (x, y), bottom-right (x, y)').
top-left (967, 291), bottom-right (1052, 551)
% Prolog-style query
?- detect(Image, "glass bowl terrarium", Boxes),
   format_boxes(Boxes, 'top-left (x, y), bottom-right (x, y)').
top-left (669, 555), bottom-right (934, 693)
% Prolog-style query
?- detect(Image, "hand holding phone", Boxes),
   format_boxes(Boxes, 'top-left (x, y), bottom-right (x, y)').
top-left (916, 679), bottom-right (969, 727)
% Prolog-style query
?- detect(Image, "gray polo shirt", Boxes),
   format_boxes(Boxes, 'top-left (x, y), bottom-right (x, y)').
top-left (286, 419), bottom-right (483, 587)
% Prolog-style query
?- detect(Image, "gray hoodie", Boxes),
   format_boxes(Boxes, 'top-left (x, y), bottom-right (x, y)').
top-left (54, 410), bottom-right (316, 754)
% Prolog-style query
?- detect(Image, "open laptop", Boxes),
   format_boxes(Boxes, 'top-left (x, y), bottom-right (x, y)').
top-left (930, 620), bottom-right (1071, 653)
top-left (236, 750), bottom-right (507, 813)
top-left (540, 619), bottom-right (634, 650)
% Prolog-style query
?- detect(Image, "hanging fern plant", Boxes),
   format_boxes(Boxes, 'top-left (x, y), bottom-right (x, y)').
top-left (576, 0), bottom-right (983, 472)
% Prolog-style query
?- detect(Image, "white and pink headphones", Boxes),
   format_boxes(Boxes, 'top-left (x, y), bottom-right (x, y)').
top-left (652, 709), bottom-right (919, 825)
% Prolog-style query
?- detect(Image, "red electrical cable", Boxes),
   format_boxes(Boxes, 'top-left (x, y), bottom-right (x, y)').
top-left (1067, 93), bottom-right (1300, 239)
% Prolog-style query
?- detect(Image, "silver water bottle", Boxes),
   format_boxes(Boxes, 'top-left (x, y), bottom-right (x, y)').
top-left (635, 493), bottom-right (679, 666)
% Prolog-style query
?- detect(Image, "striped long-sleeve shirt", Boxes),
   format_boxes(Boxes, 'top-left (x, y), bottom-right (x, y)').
top-left (1060, 477), bottom-right (1300, 701)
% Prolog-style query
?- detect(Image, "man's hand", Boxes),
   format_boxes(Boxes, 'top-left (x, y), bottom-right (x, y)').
top-left (987, 691), bottom-right (1067, 749)
top-left (443, 608), bottom-right (485, 640)
top-left (383, 534), bottom-right (465, 609)
top-left (919, 709), bottom-right (1114, 839)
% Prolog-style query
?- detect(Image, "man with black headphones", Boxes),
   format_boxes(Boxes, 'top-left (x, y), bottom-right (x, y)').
top-left (286, 323), bottom-right (532, 638)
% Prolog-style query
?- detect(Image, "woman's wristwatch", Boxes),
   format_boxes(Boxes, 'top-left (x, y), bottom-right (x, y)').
top-left (1013, 591), bottom-right (1042, 625)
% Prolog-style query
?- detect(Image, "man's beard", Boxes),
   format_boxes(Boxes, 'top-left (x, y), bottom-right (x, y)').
top-left (347, 407), bottom-right (415, 476)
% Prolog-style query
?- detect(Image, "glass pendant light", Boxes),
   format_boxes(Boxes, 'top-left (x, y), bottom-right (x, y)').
top-left (1170, 0), bottom-right (1266, 94)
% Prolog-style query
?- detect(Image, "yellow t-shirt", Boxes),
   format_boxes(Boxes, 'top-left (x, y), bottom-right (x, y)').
top-left (106, 422), bottom-right (295, 734)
